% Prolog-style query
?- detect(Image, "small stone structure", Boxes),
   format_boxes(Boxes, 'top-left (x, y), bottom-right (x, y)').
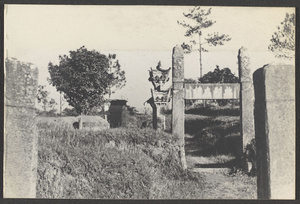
top-left (4, 58), bottom-right (39, 198)
top-left (253, 64), bottom-right (295, 199)
top-left (78, 115), bottom-right (110, 130)
top-left (108, 100), bottom-right (128, 128)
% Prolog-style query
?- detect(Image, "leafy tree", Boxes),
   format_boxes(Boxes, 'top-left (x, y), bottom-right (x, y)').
top-left (199, 66), bottom-right (238, 106)
top-left (178, 7), bottom-right (231, 77)
top-left (36, 85), bottom-right (57, 112)
top-left (48, 46), bottom-right (126, 115)
top-left (199, 65), bottom-right (238, 83)
top-left (107, 54), bottom-right (126, 99)
top-left (184, 78), bottom-right (197, 83)
top-left (268, 13), bottom-right (295, 59)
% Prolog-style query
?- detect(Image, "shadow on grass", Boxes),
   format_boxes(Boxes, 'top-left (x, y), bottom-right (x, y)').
top-left (194, 159), bottom-right (238, 168)
top-left (185, 106), bottom-right (240, 116)
top-left (164, 105), bottom-right (241, 168)
top-left (184, 112), bottom-right (241, 168)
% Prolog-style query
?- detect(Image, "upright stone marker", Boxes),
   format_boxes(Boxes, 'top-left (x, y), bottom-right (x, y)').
top-left (253, 64), bottom-right (295, 199)
top-left (172, 45), bottom-right (187, 170)
top-left (238, 47), bottom-right (255, 152)
top-left (108, 99), bottom-right (128, 128)
top-left (4, 58), bottom-right (39, 198)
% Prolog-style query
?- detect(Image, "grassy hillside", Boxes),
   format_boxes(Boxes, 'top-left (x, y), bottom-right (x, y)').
top-left (36, 104), bottom-right (256, 199)
top-left (36, 121), bottom-right (204, 199)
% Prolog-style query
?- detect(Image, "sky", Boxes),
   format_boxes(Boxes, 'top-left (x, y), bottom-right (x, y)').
top-left (4, 5), bottom-right (295, 112)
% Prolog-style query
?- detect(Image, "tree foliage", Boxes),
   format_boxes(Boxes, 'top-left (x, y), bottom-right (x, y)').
top-left (62, 107), bottom-right (79, 116)
top-left (178, 7), bottom-right (231, 54)
top-left (268, 13), bottom-right (295, 59)
top-left (199, 66), bottom-right (238, 106)
top-left (107, 54), bottom-right (126, 96)
top-left (36, 85), bottom-right (57, 112)
top-left (184, 78), bottom-right (197, 83)
top-left (199, 66), bottom-right (238, 83)
top-left (48, 46), bottom-right (126, 115)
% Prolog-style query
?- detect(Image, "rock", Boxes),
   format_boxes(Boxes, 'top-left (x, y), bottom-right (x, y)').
top-left (77, 115), bottom-right (110, 131)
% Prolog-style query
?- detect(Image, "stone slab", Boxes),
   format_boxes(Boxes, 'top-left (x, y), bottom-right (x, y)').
top-left (4, 58), bottom-right (38, 198)
top-left (253, 64), bottom-right (295, 199)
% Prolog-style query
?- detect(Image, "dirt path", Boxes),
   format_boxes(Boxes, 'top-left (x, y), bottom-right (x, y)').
top-left (188, 156), bottom-right (257, 199)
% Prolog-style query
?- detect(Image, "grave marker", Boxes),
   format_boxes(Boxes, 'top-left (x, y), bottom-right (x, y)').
top-left (253, 64), bottom-right (295, 199)
top-left (172, 45), bottom-right (187, 169)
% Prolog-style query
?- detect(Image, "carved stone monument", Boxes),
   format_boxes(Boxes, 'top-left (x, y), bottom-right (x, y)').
top-left (171, 45), bottom-right (187, 170)
top-left (148, 61), bottom-right (171, 130)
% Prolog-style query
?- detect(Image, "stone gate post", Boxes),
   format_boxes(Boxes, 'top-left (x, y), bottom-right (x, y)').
top-left (253, 64), bottom-right (295, 199)
top-left (4, 58), bottom-right (39, 198)
top-left (238, 47), bottom-right (255, 152)
top-left (172, 45), bottom-right (187, 170)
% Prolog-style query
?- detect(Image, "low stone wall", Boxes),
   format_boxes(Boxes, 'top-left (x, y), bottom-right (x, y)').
top-left (4, 58), bottom-right (39, 198)
top-left (185, 83), bottom-right (240, 100)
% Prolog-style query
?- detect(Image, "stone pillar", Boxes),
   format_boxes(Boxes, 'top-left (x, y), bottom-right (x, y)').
top-left (156, 105), bottom-right (166, 130)
top-left (152, 103), bottom-right (158, 130)
top-left (78, 117), bottom-right (83, 129)
top-left (253, 64), bottom-right (295, 199)
top-left (238, 47), bottom-right (255, 152)
top-left (172, 45), bottom-right (187, 170)
top-left (4, 58), bottom-right (39, 198)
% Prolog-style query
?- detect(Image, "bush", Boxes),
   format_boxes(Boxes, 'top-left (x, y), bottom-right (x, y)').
top-left (62, 107), bottom-right (79, 116)
top-left (36, 122), bottom-right (204, 199)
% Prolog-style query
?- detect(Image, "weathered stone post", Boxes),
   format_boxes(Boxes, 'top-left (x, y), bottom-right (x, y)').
top-left (172, 45), bottom-right (187, 170)
top-left (152, 103), bottom-right (158, 130)
top-left (253, 64), bottom-right (295, 199)
top-left (238, 47), bottom-right (255, 153)
top-left (78, 117), bottom-right (83, 129)
top-left (4, 58), bottom-right (39, 198)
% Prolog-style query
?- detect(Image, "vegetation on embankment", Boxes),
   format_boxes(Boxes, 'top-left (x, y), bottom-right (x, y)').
top-left (164, 104), bottom-right (241, 158)
top-left (36, 103), bottom-right (257, 199)
top-left (36, 121), bottom-right (204, 199)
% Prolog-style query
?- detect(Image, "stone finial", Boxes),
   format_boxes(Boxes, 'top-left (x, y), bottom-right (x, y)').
top-left (172, 45), bottom-right (184, 59)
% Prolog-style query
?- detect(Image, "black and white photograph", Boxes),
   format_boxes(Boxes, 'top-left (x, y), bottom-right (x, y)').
top-left (3, 4), bottom-right (296, 199)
